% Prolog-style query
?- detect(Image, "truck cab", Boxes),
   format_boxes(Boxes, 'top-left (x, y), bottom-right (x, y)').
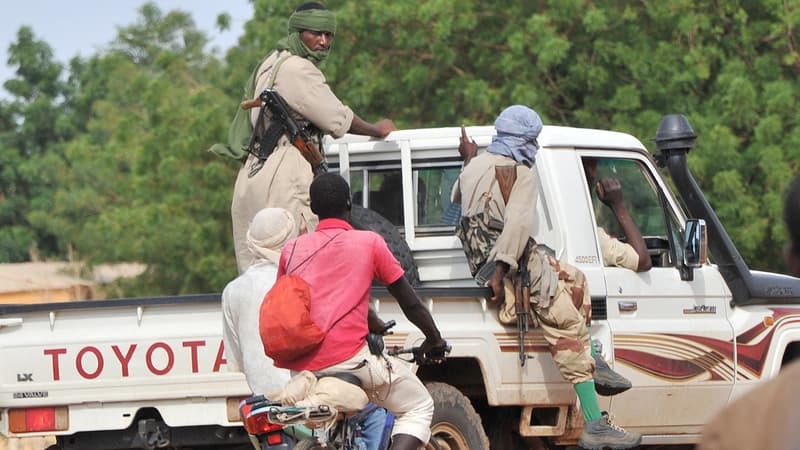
top-left (323, 116), bottom-right (800, 446)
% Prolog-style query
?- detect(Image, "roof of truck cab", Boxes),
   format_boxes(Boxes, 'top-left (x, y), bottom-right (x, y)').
top-left (324, 125), bottom-right (650, 155)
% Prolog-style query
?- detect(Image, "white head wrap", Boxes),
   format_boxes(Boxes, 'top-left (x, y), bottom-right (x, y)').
top-left (246, 208), bottom-right (298, 265)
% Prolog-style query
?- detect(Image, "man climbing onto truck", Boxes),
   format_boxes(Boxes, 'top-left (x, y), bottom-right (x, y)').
top-left (272, 173), bottom-right (449, 450)
top-left (222, 206), bottom-right (389, 450)
top-left (454, 105), bottom-right (641, 450)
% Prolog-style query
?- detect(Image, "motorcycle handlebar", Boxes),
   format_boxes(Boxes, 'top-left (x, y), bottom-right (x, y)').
top-left (380, 319), bottom-right (396, 335)
top-left (387, 343), bottom-right (451, 365)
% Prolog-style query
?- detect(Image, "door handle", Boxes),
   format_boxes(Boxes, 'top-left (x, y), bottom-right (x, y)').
top-left (0, 318), bottom-right (23, 328)
top-left (618, 301), bottom-right (638, 312)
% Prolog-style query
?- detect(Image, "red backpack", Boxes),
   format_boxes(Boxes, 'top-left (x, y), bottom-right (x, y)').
top-left (259, 233), bottom-right (343, 362)
top-left (259, 274), bottom-right (325, 362)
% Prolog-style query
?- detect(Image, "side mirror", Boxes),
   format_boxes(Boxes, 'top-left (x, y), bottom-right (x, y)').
top-left (683, 219), bottom-right (707, 268)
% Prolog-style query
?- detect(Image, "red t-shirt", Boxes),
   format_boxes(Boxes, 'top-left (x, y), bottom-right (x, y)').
top-left (274, 218), bottom-right (405, 370)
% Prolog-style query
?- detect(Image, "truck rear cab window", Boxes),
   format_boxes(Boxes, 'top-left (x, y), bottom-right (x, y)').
top-left (348, 164), bottom-right (462, 234)
top-left (583, 157), bottom-right (681, 268)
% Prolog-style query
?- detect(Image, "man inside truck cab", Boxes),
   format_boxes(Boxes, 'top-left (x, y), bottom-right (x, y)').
top-left (210, 2), bottom-right (397, 273)
top-left (582, 157), bottom-right (653, 273)
top-left (455, 105), bottom-right (641, 450)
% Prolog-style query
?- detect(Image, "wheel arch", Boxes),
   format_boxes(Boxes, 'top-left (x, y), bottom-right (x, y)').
top-left (781, 340), bottom-right (800, 367)
top-left (425, 381), bottom-right (490, 449)
top-left (416, 357), bottom-right (489, 405)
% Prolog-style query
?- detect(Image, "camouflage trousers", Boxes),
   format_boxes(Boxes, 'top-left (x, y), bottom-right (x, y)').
top-left (501, 256), bottom-right (594, 384)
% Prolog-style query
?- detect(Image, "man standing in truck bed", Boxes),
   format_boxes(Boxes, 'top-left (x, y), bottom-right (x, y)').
top-left (210, 2), bottom-right (396, 272)
top-left (455, 105), bottom-right (641, 449)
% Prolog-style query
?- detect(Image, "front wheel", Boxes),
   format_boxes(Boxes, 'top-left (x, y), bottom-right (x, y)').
top-left (426, 382), bottom-right (490, 450)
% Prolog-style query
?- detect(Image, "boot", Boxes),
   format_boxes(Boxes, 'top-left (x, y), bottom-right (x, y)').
top-left (578, 412), bottom-right (642, 450)
top-left (593, 353), bottom-right (632, 396)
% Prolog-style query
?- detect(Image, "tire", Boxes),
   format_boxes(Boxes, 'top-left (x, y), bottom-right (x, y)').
top-left (350, 205), bottom-right (420, 286)
top-left (293, 437), bottom-right (324, 450)
top-left (426, 382), bottom-right (490, 450)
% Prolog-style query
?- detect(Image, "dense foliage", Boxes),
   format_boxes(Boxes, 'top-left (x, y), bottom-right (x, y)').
top-left (1, 0), bottom-right (798, 295)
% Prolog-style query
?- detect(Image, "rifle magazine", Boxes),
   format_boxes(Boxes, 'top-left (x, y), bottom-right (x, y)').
top-left (255, 121), bottom-right (285, 158)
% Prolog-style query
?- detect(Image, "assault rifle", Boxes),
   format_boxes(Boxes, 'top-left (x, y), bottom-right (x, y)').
top-left (515, 241), bottom-right (534, 366)
top-left (494, 164), bottom-right (533, 366)
top-left (471, 164), bottom-right (533, 366)
top-left (475, 252), bottom-right (533, 367)
top-left (240, 89), bottom-right (328, 177)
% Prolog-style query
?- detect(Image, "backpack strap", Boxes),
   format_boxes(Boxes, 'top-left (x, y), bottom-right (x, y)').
top-left (283, 231), bottom-right (365, 335)
top-left (494, 164), bottom-right (518, 205)
top-left (285, 231), bottom-right (343, 274)
top-left (262, 52), bottom-right (291, 90)
top-left (207, 51), bottom-right (292, 161)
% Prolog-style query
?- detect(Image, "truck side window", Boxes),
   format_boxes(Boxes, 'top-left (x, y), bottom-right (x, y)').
top-left (416, 166), bottom-right (462, 229)
top-left (349, 168), bottom-right (405, 225)
top-left (585, 157), bottom-right (677, 268)
top-left (347, 165), bottom-right (461, 233)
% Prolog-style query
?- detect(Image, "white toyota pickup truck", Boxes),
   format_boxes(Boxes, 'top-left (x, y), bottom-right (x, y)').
top-left (2, 114), bottom-right (799, 450)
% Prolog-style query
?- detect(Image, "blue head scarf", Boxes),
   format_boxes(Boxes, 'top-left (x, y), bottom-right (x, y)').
top-left (486, 105), bottom-right (543, 167)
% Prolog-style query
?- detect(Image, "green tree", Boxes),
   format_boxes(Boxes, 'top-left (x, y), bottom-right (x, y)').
top-left (0, 26), bottom-right (72, 262)
top-left (308, 0), bottom-right (800, 272)
top-left (92, 0), bottom-right (800, 285)
top-left (37, 3), bottom-right (238, 294)
top-left (5, 0), bottom-right (800, 295)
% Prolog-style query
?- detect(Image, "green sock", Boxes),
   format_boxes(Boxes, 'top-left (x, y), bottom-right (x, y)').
top-left (588, 326), bottom-right (596, 356)
top-left (574, 381), bottom-right (602, 422)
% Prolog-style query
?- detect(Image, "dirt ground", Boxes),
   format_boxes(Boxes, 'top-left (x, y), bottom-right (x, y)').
top-left (0, 436), bottom-right (55, 450)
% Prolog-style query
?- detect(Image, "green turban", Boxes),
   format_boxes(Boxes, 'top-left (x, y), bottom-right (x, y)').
top-left (276, 8), bottom-right (337, 65)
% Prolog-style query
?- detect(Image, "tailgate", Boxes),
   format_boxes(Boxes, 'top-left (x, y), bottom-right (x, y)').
top-left (0, 295), bottom-right (249, 408)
